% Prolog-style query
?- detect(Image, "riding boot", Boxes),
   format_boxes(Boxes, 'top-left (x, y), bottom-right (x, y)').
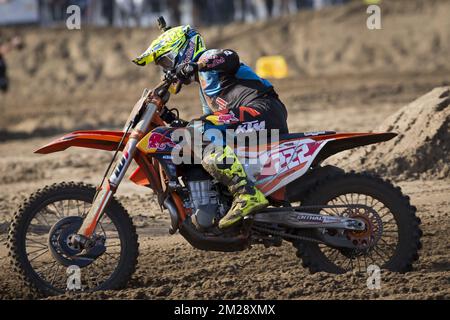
top-left (202, 145), bottom-right (269, 229)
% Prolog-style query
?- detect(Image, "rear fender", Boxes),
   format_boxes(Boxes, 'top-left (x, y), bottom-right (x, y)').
top-left (311, 132), bottom-right (397, 165)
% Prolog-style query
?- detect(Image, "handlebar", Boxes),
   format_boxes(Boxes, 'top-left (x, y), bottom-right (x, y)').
top-left (147, 71), bottom-right (188, 127)
top-left (153, 70), bottom-right (180, 99)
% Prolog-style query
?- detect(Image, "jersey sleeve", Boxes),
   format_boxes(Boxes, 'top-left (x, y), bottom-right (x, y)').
top-left (198, 49), bottom-right (240, 75)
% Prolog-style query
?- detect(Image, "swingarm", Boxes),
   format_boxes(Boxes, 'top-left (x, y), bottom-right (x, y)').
top-left (252, 205), bottom-right (371, 231)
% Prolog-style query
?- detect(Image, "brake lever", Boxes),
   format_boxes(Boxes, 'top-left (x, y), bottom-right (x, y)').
top-left (171, 119), bottom-right (189, 127)
top-left (160, 106), bottom-right (188, 127)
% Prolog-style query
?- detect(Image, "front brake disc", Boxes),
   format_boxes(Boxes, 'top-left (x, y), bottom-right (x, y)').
top-left (48, 216), bottom-right (97, 267)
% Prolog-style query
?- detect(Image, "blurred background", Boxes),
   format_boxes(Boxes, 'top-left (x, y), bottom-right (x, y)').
top-left (1, 0), bottom-right (448, 131)
top-left (0, 0), bottom-right (449, 174)
top-left (1, 0), bottom-right (351, 27)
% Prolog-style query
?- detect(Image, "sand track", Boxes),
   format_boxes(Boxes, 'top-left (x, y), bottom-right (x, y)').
top-left (0, 179), bottom-right (448, 300)
top-left (1, 82), bottom-right (449, 299)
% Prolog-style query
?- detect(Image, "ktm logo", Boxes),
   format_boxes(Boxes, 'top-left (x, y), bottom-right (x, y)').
top-left (236, 120), bottom-right (265, 133)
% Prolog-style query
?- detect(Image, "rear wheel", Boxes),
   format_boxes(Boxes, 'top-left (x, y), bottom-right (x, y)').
top-left (7, 182), bottom-right (139, 296)
top-left (292, 172), bottom-right (422, 274)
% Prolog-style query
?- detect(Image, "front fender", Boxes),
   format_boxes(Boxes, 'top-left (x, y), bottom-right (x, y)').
top-left (35, 130), bottom-right (163, 191)
top-left (34, 130), bottom-right (129, 154)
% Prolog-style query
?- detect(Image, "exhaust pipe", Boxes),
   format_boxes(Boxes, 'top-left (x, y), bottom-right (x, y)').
top-left (163, 198), bottom-right (179, 234)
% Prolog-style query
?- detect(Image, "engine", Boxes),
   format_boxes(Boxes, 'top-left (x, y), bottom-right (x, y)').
top-left (184, 168), bottom-right (227, 229)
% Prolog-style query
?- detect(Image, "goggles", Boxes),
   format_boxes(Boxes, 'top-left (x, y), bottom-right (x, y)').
top-left (155, 51), bottom-right (177, 70)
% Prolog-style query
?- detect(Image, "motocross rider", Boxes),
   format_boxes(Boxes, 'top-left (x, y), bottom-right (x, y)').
top-left (133, 25), bottom-right (289, 229)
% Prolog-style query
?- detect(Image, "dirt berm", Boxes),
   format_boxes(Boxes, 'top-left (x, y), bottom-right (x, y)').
top-left (334, 87), bottom-right (450, 180)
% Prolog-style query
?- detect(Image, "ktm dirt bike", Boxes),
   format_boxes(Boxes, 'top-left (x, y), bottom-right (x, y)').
top-left (7, 71), bottom-right (422, 296)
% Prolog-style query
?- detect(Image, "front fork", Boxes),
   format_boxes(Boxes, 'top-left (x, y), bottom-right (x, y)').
top-left (76, 103), bottom-right (157, 239)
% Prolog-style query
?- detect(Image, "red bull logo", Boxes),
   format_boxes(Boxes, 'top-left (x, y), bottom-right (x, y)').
top-left (217, 113), bottom-right (238, 124)
top-left (147, 132), bottom-right (177, 152)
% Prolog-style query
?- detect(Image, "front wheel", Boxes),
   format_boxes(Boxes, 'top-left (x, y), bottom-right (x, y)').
top-left (292, 172), bottom-right (422, 274)
top-left (7, 182), bottom-right (139, 296)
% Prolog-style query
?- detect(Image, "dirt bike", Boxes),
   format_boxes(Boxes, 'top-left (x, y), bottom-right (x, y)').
top-left (7, 70), bottom-right (422, 296)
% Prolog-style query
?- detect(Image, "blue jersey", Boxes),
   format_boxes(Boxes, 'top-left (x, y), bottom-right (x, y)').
top-left (195, 49), bottom-right (275, 115)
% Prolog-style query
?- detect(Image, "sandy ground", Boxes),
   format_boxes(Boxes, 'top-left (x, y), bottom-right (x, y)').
top-left (1, 73), bottom-right (449, 300)
top-left (0, 0), bottom-right (449, 299)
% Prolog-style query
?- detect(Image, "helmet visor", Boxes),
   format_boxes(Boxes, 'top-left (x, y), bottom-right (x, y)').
top-left (156, 52), bottom-right (176, 70)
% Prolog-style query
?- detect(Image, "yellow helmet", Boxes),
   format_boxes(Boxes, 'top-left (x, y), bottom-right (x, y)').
top-left (132, 25), bottom-right (206, 70)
